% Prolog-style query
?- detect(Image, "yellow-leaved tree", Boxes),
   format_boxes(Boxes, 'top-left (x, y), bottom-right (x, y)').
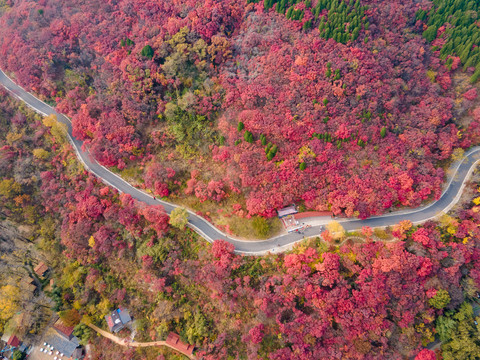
top-left (42, 114), bottom-right (57, 127)
top-left (326, 220), bottom-right (345, 240)
top-left (88, 236), bottom-right (95, 248)
top-left (33, 148), bottom-right (50, 160)
top-left (0, 179), bottom-right (21, 199)
top-left (42, 114), bottom-right (68, 144)
top-left (0, 284), bottom-right (21, 332)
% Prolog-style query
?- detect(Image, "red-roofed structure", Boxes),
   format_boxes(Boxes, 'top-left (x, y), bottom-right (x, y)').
top-left (293, 211), bottom-right (333, 220)
top-left (7, 334), bottom-right (20, 348)
top-left (166, 332), bottom-right (194, 356)
top-left (34, 261), bottom-right (49, 277)
top-left (54, 318), bottom-right (75, 339)
top-left (106, 314), bottom-right (114, 329)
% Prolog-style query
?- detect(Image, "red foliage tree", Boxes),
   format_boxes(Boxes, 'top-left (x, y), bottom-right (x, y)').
top-left (415, 349), bottom-right (436, 360)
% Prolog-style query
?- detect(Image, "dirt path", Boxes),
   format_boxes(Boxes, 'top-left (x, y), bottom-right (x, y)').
top-left (86, 323), bottom-right (196, 359)
top-left (325, 234), bottom-right (398, 248)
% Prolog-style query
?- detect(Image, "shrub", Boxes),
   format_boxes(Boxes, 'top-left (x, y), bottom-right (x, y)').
top-left (140, 44), bottom-right (154, 58)
top-left (429, 289), bottom-right (451, 309)
top-left (244, 130), bottom-right (254, 143)
top-left (380, 127), bottom-right (386, 138)
top-left (169, 207), bottom-right (189, 230)
top-left (260, 134), bottom-right (267, 146)
top-left (12, 350), bottom-right (25, 360)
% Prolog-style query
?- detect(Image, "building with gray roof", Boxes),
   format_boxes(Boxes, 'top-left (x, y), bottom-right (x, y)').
top-left (44, 328), bottom-right (82, 359)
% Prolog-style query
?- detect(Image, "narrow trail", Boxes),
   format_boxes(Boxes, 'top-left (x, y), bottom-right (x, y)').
top-left (2, 69), bottom-right (480, 255)
top-left (86, 323), bottom-right (196, 359)
top-left (326, 234), bottom-right (397, 247)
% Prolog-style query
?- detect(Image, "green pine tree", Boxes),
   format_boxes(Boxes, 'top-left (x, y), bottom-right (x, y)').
top-left (380, 127), bottom-right (387, 138)
top-left (141, 45), bottom-right (154, 58)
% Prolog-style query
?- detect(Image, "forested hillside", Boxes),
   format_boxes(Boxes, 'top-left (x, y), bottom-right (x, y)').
top-left (3, 0), bottom-right (480, 359)
top-left (0, 0), bottom-right (479, 224)
top-left (2, 90), bottom-right (480, 359)
top-left (417, 0), bottom-right (480, 82)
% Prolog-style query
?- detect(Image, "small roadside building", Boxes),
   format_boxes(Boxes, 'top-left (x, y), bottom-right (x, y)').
top-left (7, 334), bottom-right (20, 348)
top-left (44, 326), bottom-right (83, 360)
top-left (166, 332), bottom-right (194, 357)
top-left (53, 319), bottom-right (75, 340)
top-left (34, 262), bottom-right (48, 277)
top-left (277, 205), bottom-right (303, 233)
top-left (0, 334), bottom-right (22, 359)
top-left (105, 307), bottom-right (132, 333)
top-left (20, 277), bottom-right (36, 295)
top-left (277, 205), bottom-right (298, 218)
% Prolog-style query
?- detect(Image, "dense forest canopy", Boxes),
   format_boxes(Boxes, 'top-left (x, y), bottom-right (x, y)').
top-left (1, 0), bottom-right (480, 359)
top-left (417, 0), bottom-right (480, 82)
top-left (1, 90), bottom-right (480, 358)
top-left (0, 0), bottom-right (478, 222)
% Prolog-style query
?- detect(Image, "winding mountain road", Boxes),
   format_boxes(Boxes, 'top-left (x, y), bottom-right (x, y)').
top-left (2, 69), bottom-right (480, 255)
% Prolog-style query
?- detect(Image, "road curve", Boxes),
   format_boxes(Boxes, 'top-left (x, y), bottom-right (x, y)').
top-left (2, 69), bottom-right (480, 255)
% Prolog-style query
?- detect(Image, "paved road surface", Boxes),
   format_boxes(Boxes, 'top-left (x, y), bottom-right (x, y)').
top-left (2, 69), bottom-right (480, 255)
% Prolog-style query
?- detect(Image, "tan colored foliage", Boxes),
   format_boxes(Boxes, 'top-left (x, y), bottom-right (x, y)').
top-left (169, 207), bottom-right (189, 230)
top-left (0, 179), bottom-right (21, 199)
top-left (42, 114), bottom-right (67, 143)
top-left (33, 148), bottom-right (50, 160)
